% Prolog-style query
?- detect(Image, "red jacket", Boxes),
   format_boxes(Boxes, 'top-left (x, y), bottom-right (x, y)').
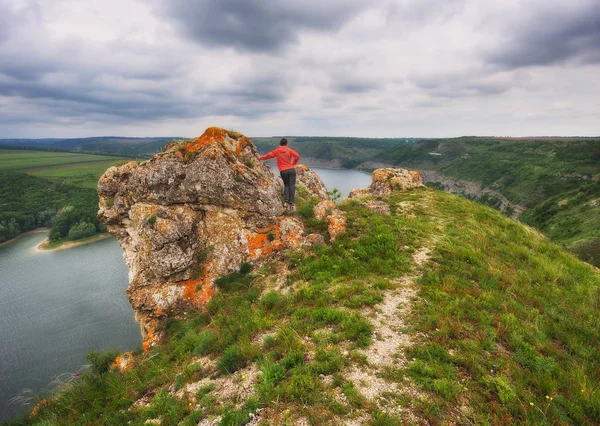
top-left (259, 146), bottom-right (300, 171)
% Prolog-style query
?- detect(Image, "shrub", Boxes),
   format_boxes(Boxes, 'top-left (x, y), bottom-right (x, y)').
top-left (217, 345), bottom-right (245, 374)
top-left (239, 262), bottom-right (252, 274)
top-left (85, 349), bottom-right (120, 375)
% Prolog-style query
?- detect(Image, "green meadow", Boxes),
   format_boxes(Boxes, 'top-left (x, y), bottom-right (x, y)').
top-left (0, 150), bottom-right (128, 189)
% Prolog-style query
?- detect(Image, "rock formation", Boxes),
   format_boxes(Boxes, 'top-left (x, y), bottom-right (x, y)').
top-left (295, 164), bottom-right (328, 200)
top-left (313, 200), bottom-right (347, 242)
top-left (98, 127), bottom-right (326, 350)
top-left (349, 168), bottom-right (424, 199)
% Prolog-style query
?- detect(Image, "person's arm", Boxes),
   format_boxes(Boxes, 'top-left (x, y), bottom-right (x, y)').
top-left (289, 148), bottom-right (301, 165)
top-left (259, 150), bottom-right (276, 160)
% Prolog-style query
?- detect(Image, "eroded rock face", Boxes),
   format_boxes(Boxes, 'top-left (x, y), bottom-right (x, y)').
top-left (98, 127), bottom-right (320, 350)
top-left (349, 168), bottom-right (424, 199)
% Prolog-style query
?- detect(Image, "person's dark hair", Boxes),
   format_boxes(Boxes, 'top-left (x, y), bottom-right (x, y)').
top-left (279, 138), bottom-right (288, 146)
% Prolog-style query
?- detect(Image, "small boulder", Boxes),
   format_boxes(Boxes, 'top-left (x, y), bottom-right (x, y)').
top-left (296, 164), bottom-right (328, 201)
top-left (349, 168), bottom-right (424, 199)
top-left (313, 200), bottom-right (347, 242)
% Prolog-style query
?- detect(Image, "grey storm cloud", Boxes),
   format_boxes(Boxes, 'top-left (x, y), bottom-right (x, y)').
top-left (0, 68), bottom-right (286, 122)
top-left (330, 75), bottom-right (383, 94)
top-left (217, 72), bottom-right (292, 103)
top-left (0, 23), bottom-right (290, 124)
top-left (485, 0), bottom-right (600, 68)
top-left (408, 69), bottom-right (512, 99)
top-left (158, 0), bottom-right (373, 53)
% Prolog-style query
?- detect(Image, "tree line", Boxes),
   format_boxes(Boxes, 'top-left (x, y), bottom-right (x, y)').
top-left (0, 172), bottom-right (105, 244)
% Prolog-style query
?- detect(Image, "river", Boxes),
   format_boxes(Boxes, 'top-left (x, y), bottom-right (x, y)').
top-left (0, 233), bottom-right (141, 421)
top-left (0, 167), bottom-right (372, 421)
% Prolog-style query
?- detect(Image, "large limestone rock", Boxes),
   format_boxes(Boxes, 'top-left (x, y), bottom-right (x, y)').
top-left (349, 168), bottom-right (424, 198)
top-left (98, 127), bottom-right (319, 350)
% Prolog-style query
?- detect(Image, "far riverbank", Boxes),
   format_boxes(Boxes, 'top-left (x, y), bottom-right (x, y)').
top-left (0, 228), bottom-right (111, 252)
top-left (0, 228), bottom-right (49, 248)
top-left (37, 233), bottom-right (111, 252)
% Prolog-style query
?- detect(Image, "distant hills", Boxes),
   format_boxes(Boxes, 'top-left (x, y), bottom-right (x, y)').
top-left (2, 134), bottom-right (599, 266)
top-left (0, 137), bottom-right (180, 157)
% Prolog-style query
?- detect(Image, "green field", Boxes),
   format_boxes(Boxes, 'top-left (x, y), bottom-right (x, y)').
top-left (0, 150), bottom-right (127, 188)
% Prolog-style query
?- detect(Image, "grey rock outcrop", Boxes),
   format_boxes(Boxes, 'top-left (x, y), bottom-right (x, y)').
top-left (98, 127), bottom-right (318, 350)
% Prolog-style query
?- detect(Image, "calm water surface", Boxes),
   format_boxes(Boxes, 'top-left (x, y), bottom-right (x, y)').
top-left (0, 168), bottom-right (371, 421)
top-left (0, 233), bottom-right (140, 421)
top-left (272, 166), bottom-right (372, 198)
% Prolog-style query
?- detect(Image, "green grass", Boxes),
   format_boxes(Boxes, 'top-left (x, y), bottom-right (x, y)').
top-left (399, 190), bottom-right (600, 425)
top-left (0, 150), bottom-right (129, 188)
top-left (10, 188), bottom-right (600, 425)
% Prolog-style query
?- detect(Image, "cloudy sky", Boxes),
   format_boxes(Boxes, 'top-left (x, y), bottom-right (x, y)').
top-left (0, 0), bottom-right (598, 138)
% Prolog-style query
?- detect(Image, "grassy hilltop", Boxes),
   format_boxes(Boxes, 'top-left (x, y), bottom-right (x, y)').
top-left (9, 187), bottom-right (600, 426)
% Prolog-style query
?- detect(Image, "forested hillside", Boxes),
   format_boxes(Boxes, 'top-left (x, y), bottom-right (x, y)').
top-left (252, 137), bottom-right (414, 168)
top-left (0, 172), bottom-right (104, 243)
top-left (372, 137), bottom-right (599, 207)
top-left (0, 150), bottom-right (127, 244)
top-left (371, 137), bottom-right (600, 266)
top-left (0, 137), bottom-right (177, 157)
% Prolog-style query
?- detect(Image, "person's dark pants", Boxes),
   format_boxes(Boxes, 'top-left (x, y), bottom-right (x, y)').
top-left (280, 168), bottom-right (297, 204)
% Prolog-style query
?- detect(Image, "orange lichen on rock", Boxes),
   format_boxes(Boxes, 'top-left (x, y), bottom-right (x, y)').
top-left (247, 223), bottom-right (283, 259)
top-left (181, 276), bottom-right (215, 308)
top-left (142, 324), bottom-right (156, 352)
top-left (181, 260), bottom-right (216, 308)
top-left (313, 200), bottom-right (336, 220)
top-left (111, 352), bottom-right (134, 373)
top-left (327, 213), bottom-right (346, 242)
top-left (182, 127), bottom-right (251, 156)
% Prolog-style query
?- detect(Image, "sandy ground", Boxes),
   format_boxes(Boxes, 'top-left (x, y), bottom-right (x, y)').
top-left (36, 233), bottom-right (111, 252)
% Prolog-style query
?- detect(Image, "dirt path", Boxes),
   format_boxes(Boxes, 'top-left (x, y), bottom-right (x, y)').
top-left (345, 244), bottom-right (433, 422)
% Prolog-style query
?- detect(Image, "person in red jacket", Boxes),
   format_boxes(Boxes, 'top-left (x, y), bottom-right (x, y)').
top-left (259, 138), bottom-right (300, 209)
